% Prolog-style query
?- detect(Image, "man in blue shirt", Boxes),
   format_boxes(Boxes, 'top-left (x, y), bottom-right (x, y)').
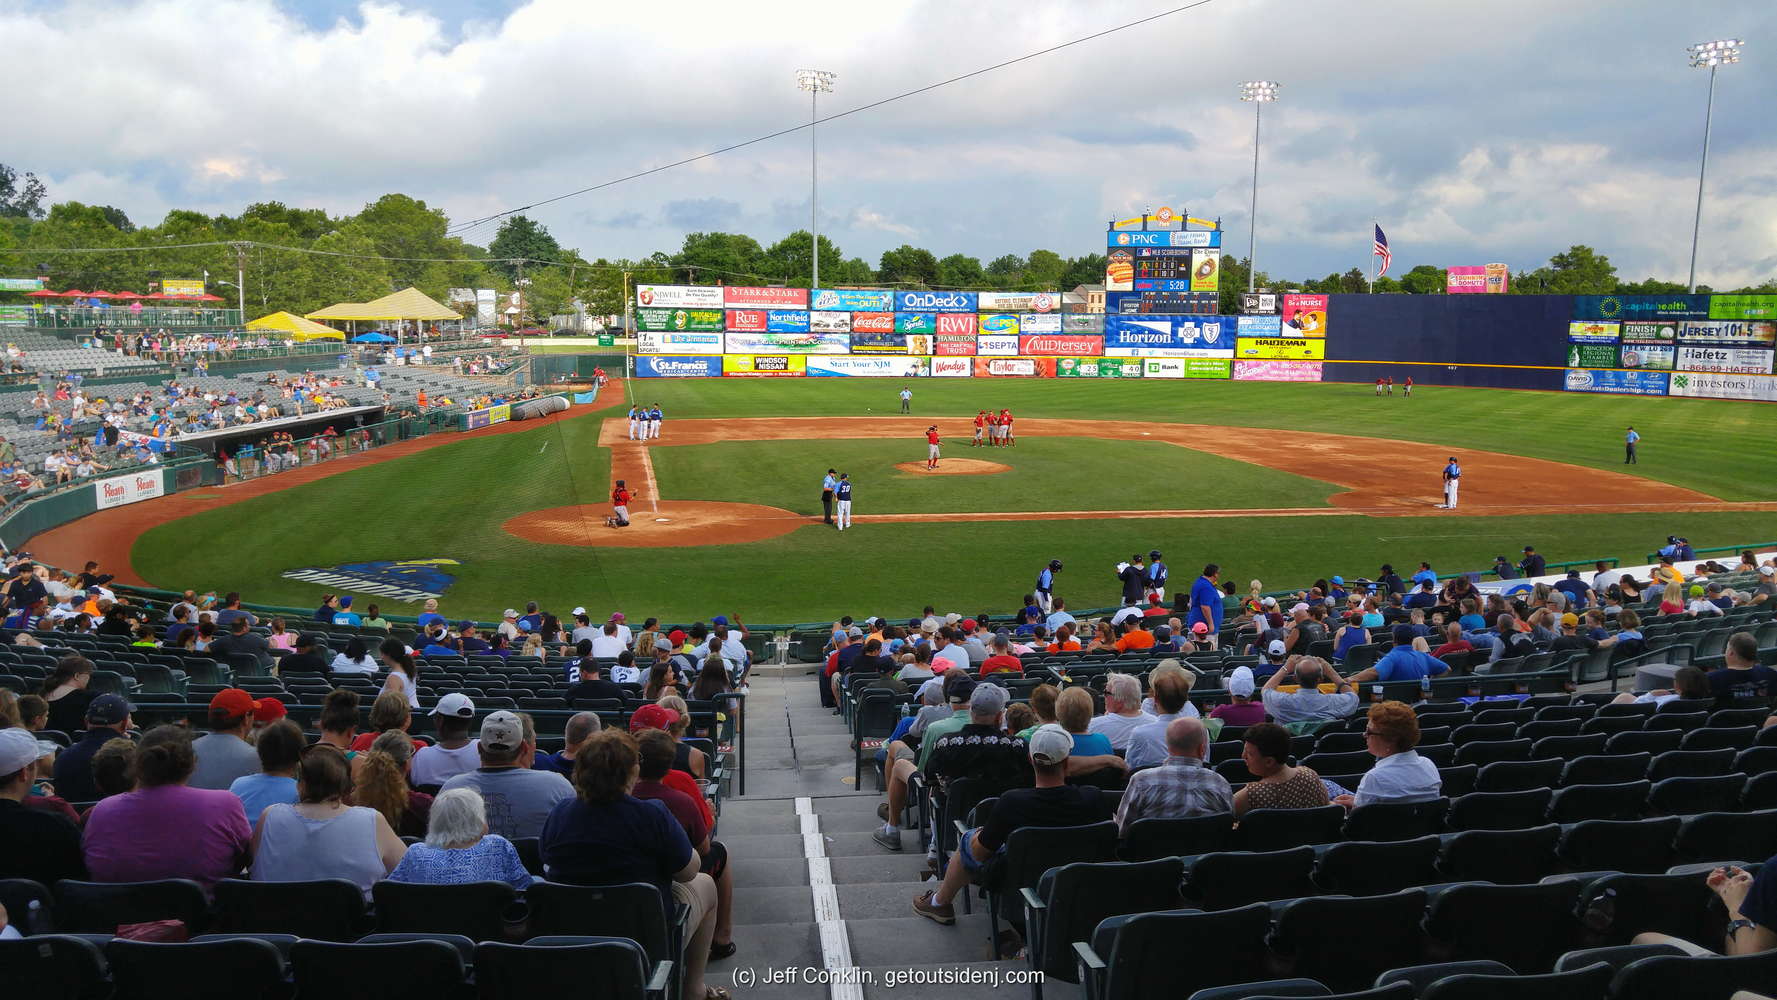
top-left (1377, 565), bottom-right (1405, 596)
top-left (1624, 426), bottom-right (1638, 464)
top-left (1411, 562), bottom-right (1437, 588)
top-left (1187, 564), bottom-right (1223, 646)
top-left (1554, 570), bottom-right (1591, 609)
top-left (331, 595), bottom-right (362, 627)
top-left (1347, 625), bottom-right (1451, 683)
top-left (1327, 576), bottom-right (1347, 606)
top-left (1439, 456), bottom-right (1461, 509)
top-left (1658, 536), bottom-right (1680, 559)
top-left (1492, 555), bottom-right (1517, 580)
top-left (821, 468), bottom-right (838, 525)
top-left (1145, 550), bottom-right (1169, 603)
top-left (1035, 559), bottom-right (1061, 613)
top-left (1519, 546), bottom-right (1546, 578)
top-left (1403, 580), bottom-right (1438, 610)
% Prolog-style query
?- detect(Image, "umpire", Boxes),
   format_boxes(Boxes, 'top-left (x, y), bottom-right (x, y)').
top-left (821, 468), bottom-right (838, 525)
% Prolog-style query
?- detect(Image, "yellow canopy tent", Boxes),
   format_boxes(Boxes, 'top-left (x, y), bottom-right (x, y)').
top-left (246, 311), bottom-right (346, 341)
top-left (304, 287), bottom-right (461, 322)
top-left (305, 302), bottom-right (371, 321)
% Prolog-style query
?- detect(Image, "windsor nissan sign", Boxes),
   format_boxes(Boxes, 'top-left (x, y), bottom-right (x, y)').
top-left (95, 471), bottom-right (165, 510)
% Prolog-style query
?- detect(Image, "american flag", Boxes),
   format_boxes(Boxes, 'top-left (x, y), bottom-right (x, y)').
top-left (1373, 224), bottom-right (1392, 276)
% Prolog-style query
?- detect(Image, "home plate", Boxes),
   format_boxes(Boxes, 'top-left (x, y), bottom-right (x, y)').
top-left (655, 518), bottom-right (672, 523)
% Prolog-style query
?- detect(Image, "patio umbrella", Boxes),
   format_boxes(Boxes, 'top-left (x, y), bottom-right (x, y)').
top-left (197, 293), bottom-right (225, 302)
top-left (59, 289), bottom-right (89, 297)
top-left (24, 289), bottom-right (59, 298)
top-left (111, 291), bottom-right (143, 299)
top-left (90, 290), bottom-right (117, 298)
top-left (351, 332), bottom-right (397, 343)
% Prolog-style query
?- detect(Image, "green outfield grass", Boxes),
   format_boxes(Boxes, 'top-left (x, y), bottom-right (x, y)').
top-left (128, 377), bottom-right (1777, 623)
top-left (649, 436), bottom-right (1337, 514)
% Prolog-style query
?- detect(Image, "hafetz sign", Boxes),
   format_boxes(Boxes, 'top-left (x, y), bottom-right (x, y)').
top-left (1676, 346), bottom-right (1776, 374)
top-left (1107, 230), bottom-right (1221, 248)
top-left (722, 286), bottom-right (808, 308)
top-left (894, 290), bottom-right (977, 313)
top-left (976, 291), bottom-right (1058, 313)
top-left (812, 288), bottom-right (894, 311)
top-left (1237, 316), bottom-right (1283, 337)
top-left (94, 470), bottom-right (164, 509)
top-left (636, 284), bottom-right (724, 309)
top-left (1573, 294), bottom-right (1708, 321)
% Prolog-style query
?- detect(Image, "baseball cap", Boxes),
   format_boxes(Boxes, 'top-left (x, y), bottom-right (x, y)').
top-left (456, 619), bottom-right (475, 631)
top-left (668, 629), bottom-right (688, 645)
top-left (610, 612), bottom-right (625, 623)
top-left (629, 704), bottom-right (681, 733)
top-left (1290, 602), bottom-right (1310, 614)
top-left (431, 692), bottom-right (476, 717)
top-left (253, 697), bottom-right (287, 723)
top-left (1761, 565), bottom-right (1774, 576)
top-left (480, 711), bottom-right (524, 752)
top-left (209, 688), bottom-right (257, 721)
top-left (503, 609), bottom-right (518, 619)
top-left (1154, 625), bottom-right (1172, 639)
top-left (945, 613), bottom-right (962, 625)
top-left (1111, 607), bottom-right (1143, 626)
top-left (712, 615), bottom-right (728, 626)
top-left (1028, 723), bottom-right (1073, 765)
top-left (1689, 585), bottom-right (1705, 597)
top-left (946, 677), bottom-right (978, 704)
top-left (1567, 570), bottom-right (1581, 578)
top-left (85, 693), bottom-right (133, 725)
top-left (1265, 639), bottom-right (1287, 657)
top-left (970, 681), bottom-right (1008, 715)
top-left (1331, 576), bottom-right (1344, 585)
top-left (1192, 622), bottom-right (1210, 635)
top-left (0, 728), bottom-right (41, 774)
top-left (961, 618), bottom-right (978, 631)
top-left (85, 586), bottom-right (101, 596)
top-left (571, 606), bottom-right (587, 617)
top-left (653, 634), bottom-right (676, 653)
top-left (339, 596), bottom-right (353, 608)
top-left (1228, 666), bottom-right (1256, 698)
top-left (1560, 613), bottom-right (1580, 628)
top-left (1260, 596), bottom-right (1278, 607)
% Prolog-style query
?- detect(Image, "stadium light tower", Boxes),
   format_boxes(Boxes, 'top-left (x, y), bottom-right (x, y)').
top-left (1239, 81), bottom-right (1280, 294)
top-left (1685, 39), bottom-right (1742, 293)
top-left (796, 69), bottom-right (836, 290)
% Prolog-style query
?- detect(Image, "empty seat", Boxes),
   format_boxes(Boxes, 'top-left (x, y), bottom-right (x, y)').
top-left (212, 877), bottom-right (366, 941)
top-left (1270, 889), bottom-right (1429, 991)
top-left (1673, 809), bottom-right (1777, 864)
top-left (1424, 880), bottom-right (1581, 973)
top-left (1079, 903), bottom-right (1273, 1000)
top-left (1561, 753), bottom-right (1652, 787)
top-left (1456, 739), bottom-right (1533, 768)
top-left (475, 938), bottom-right (658, 1000)
top-left (1575, 871), bottom-right (1720, 948)
top-left (52, 878), bottom-right (208, 934)
top-left (1024, 858), bottom-right (1186, 988)
top-left (1558, 817), bottom-right (1682, 874)
top-left (290, 938), bottom-right (467, 999)
top-left (1342, 799), bottom-right (1447, 842)
top-left (370, 880), bottom-right (518, 941)
top-left (1529, 733), bottom-right (1609, 759)
top-left (1438, 825), bottom-right (1562, 884)
top-left (1609, 949), bottom-right (1777, 1000)
top-left (1185, 847), bottom-right (1317, 909)
top-left (1679, 726), bottom-right (1758, 752)
top-left (1548, 781), bottom-right (1650, 823)
top-left (1313, 837), bottom-right (1441, 895)
top-left (1648, 748), bottom-right (1734, 781)
top-left (1121, 814), bottom-right (1233, 861)
top-left (1648, 773), bottom-right (1747, 815)
top-left (1475, 758), bottom-right (1562, 792)
top-left (1238, 805), bottom-right (1346, 852)
top-left (1418, 961), bottom-right (1613, 1000)
top-left (1446, 788), bottom-right (1552, 832)
top-left (0, 934), bottom-right (109, 999)
top-left (106, 937), bottom-right (286, 1000)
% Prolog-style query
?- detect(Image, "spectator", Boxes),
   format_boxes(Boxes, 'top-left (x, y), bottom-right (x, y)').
top-left (565, 658), bottom-right (625, 703)
top-left (411, 693), bottom-right (481, 786)
top-left (1125, 670), bottom-right (1200, 770)
top-left (914, 677), bottom-right (979, 771)
top-left (16, 694), bottom-right (47, 731)
top-left (440, 711), bottom-right (572, 840)
top-left (1658, 580), bottom-right (1686, 616)
top-left (1347, 625), bottom-right (1451, 684)
top-left (913, 725), bottom-right (1103, 926)
top-left (1403, 580), bottom-right (1438, 610)
top-left (208, 616), bottom-right (273, 671)
top-left (1689, 584), bottom-right (1727, 617)
top-left (388, 787), bottom-right (534, 889)
top-left (316, 688), bottom-right (359, 752)
top-left (1087, 673), bottom-right (1148, 751)
top-left (1201, 660), bottom-right (1261, 721)
top-left (1186, 563), bottom-right (1223, 644)
top-left (88, 737), bottom-right (137, 804)
top-left (83, 726), bottom-right (251, 890)
top-left (361, 604), bottom-right (390, 630)
top-left (1554, 570), bottom-right (1591, 609)
top-left (330, 636), bottom-right (378, 675)
top-left (1707, 632), bottom-right (1777, 704)
top-left (48, 693), bottom-right (132, 803)
top-left (1113, 617), bottom-right (1155, 654)
top-left (653, 696), bottom-right (708, 779)
top-left (331, 595), bottom-right (362, 627)
top-left (539, 730), bottom-right (722, 1000)
top-left (635, 729), bottom-right (734, 961)
top-left (1520, 546), bottom-right (1546, 577)
top-left (1055, 687), bottom-right (1125, 781)
top-left (1334, 701), bottom-right (1442, 808)
top-left (628, 706), bottom-right (714, 830)
top-left (932, 627), bottom-right (970, 673)
top-left (349, 691), bottom-right (417, 753)
top-left (980, 634), bottom-right (1023, 676)
top-left (691, 659), bottom-right (731, 703)
top-left (1632, 855), bottom-right (1777, 955)
top-left (1260, 656), bottom-right (1361, 725)
top-left (1232, 722), bottom-right (1330, 817)
top-left (1610, 666), bottom-right (1712, 708)
top-left (279, 632), bottom-right (331, 676)
top-left (879, 682), bottom-right (1027, 852)
top-left (0, 727), bottom-right (85, 884)
top-left (39, 655), bottom-right (96, 736)
top-left (1548, 614), bottom-right (1596, 654)
top-left (534, 711), bottom-right (602, 777)
top-left (1429, 623), bottom-right (1474, 659)
top-left (378, 639), bottom-right (421, 710)
top-left (229, 718), bottom-right (302, 822)
top-left (266, 617), bottom-right (295, 654)
top-left (352, 731), bottom-right (433, 838)
top-left (1115, 717), bottom-right (1232, 835)
top-left (190, 689), bottom-right (263, 790)
top-left (249, 743), bottom-right (405, 899)
top-left (313, 594), bottom-right (340, 623)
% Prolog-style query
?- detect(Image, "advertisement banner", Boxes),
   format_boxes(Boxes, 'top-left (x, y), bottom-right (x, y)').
top-left (894, 290), bottom-right (976, 313)
top-left (1133, 279), bottom-right (1193, 292)
top-left (812, 288), bottom-right (894, 311)
top-left (1669, 371), bottom-right (1777, 402)
top-left (1018, 313), bottom-right (1062, 334)
top-left (637, 284), bottom-right (723, 308)
top-left (636, 307), bottom-right (724, 332)
top-left (935, 313), bottom-right (977, 337)
top-left (723, 286), bottom-right (807, 308)
top-left (1280, 294), bottom-right (1329, 335)
top-left (1619, 344), bottom-right (1676, 370)
top-left (1446, 266), bottom-right (1485, 293)
top-left (1062, 314), bottom-right (1104, 334)
top-left (635, 355), bottom-right (722, 378)
top-left (849, 330), bottom-right (909, 353)
top-left (1105, 248), bottom-right (1134, 291)
top-left (1019, 334), bottom-right (1104, 356)
top-left (895, 312), bottom-right (935, 334)
top-left (1574, 294), bottom-right (1709, 321)
top-left (1676, 346), bottom-right (1776, 374)
top-left (725, 309), bottom-right (767, 333)
top-left (1237, 315), bottom-right (1284, 337)
top-left (159, 278), bottom-right (205, 298)
top-left (976, 291), bottom-right (1058, 313)
top-left (1233, 360), bottom-right (1322, 382)
top-left (1237, 337), bottom-right (1325, 360)
top-left (94, 470), bottom-right (165, 510)
top-left (1105, 290), bottom-right (1218, 314)
top-left (930, 356), bottom-right (973, 377)
top-left (807, 355), bottom-right (932, 377)
top-left (766, 310), bottom-right (811, 332)
top-left (1142, 358), bottom-right (1186, 379)
top-left (979, 314), bottom-right (1020, 338)
top-left (722, 355), bottom-right (807, 377)
top-left (636, 330), bottom-right (723, 355)
top-left (934, 334), bottom-right (977, 356)
top-left (724, 331), bottom-right (850, 354)
top-left (1707, 295), bottom-right (1777, 320)
top-left (1678, 320), bottom-right (1777, 346)
top-left (1621, 321), bottom-right (1679, 343)
top-left (1190, 250), bottom-right (1219, 292)
top-left (978, 335), bottom-right (1020, 356)
top-left (809, 311), bottom-right (850, 333)
top-left (1108, 230), bottom-right (1221, 248)
top-left (1182, 358), bottom-right (1234, 379)
top-left (850, 312), bottom-right (895, 334)
top-left (1057, 357), bottom-right (1143, 378)
top-left (1562, 369), bottom-right (1668, 396)
top-left (972, 357), bottom-right (1057, 377)
top-left (0, 278), bottom-right (43, 291)
top-left (1101, 315), bottom-right (1236, 356)
top-left (1568, 321), bottom-right (1621, 344)
top-left (1565, 343), bottom-right (1620, 369)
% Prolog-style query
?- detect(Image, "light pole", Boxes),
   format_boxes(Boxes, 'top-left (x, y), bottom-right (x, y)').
top-left (1239, 81), bottom-right (1280, 294)
top-left (796, 69), bottom-right (835, 290)
top-left (1685, 39), bottom-right (1742, 293)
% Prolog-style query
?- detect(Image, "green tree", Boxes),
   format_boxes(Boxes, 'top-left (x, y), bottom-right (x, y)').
top-left (485, 214), bottom-right (563, 283)
top-left (1024, 249), bottom-right (1066, 289)
top-left (673, 231), bottom-right (771, 284)
top-left (937, 253), bottom-right (984, 288)
top-left (762, 231), bottom-right (842, 288)
top-left (1059, 253), bottom-right (1105, 290)
top-left (1399, 264), bottom-right (1446, 294)
top-left (985, 254), bottom-right (1026, 282)
top-left (1614, 277), bottom-right (1687, 294)
top-left (833, 256), bottom-right (877, 285)
top-left (878, 244), bottom-right (940, 286)
top-left (1515, 244), bottom-right (1617, 295)
top-left (235, 202), bottom-right (334, 241)
top-left (1372, 276), bottom-right (1403, 293)
top-left (0, 164), bottom-right (48, 219)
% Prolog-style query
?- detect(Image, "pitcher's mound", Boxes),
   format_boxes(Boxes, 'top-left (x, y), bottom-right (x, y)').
top-left (893, 459), bottom-right (1011, 476)
top-left (503, 500), bottom-right (803, 548)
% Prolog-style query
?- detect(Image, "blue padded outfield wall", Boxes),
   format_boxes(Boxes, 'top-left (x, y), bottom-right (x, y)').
top-left (1319, 293), bottom-right (1572, 391)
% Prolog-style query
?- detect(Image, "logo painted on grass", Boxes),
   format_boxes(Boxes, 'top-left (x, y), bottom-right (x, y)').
top-left (280, 559), bottom-right (460, 602)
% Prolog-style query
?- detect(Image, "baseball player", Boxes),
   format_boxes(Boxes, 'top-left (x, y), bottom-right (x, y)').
top-left (1439, 456), bottom-right (1461, 510)
top-left (1000, 409), bottom-right (1015, 446)
top-left (834, 472), bottom-right (853, 530)
top-left (899, 385), bottom-right (912, 414)
top-left (627, 405), bottom-right (641, 439)
top-left (925, 425), bottom-right (941, 470)
top-left (1385, 376), bottom-right (1394, 396)
top-left (648, 403), bottom-right (663, 439)
top-left (1375, 378), bottom-right (1385, 397)
top-left (1625, 426), bottom-right (1639, 464)
top-left (1035, 558), bottom-right (1062, 613)
top-left (1145, 549), bottom-right (1169, 603)
top-left (821, 468), bottom-right (838, 524)
top-left (1403, 375), bottom-right (1413, 398)
top-left (609, 479), bottom-right (634, 527)
top-left (973, 410), bottom-right (987, 447)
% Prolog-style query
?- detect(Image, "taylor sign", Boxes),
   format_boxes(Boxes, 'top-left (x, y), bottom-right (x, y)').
top-left (95, 471), bottom-right (164, 510)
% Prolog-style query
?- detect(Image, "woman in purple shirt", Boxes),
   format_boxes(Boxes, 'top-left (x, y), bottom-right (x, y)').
top-left (83, 726), bottom-right (251, 891)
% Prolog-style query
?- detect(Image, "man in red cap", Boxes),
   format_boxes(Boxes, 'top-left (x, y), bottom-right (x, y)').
top-left (630, 704), bottom-right (714, 828)
top-left (190, 689), bottom-right (260, 791)
top-left (250, 697), bottom-right (287, 737)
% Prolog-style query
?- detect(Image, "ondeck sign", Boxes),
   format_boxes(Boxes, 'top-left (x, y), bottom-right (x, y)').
top-left (95, 471), bottom-right (164, 509)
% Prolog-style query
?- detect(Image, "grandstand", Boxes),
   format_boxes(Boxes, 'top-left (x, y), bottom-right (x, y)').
top-left (2, 546), bottom-right (1775, 1000)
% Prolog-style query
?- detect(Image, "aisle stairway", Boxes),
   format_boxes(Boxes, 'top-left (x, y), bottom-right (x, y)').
top-left (716, 671), bottom-right (1076, 1000)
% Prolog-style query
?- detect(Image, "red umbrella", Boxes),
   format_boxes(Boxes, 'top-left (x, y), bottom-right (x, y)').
top-left (89, 290), bottom-right (117, 298)
top-left (24, 289), bottom-right (59, 298)
top-left (59, 289), bottom-right (89, 297)
top-left (197, 293), bottom-right (225, 302)
top-left (111, 291), bottom-right (143, 299)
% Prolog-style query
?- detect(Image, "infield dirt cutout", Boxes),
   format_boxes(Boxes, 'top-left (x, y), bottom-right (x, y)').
top-left (892, 458), bottom-right (1011, 476)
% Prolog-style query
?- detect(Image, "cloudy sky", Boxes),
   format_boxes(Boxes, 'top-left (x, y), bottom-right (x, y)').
top-left (7, 0), bottom-right (1774, 286)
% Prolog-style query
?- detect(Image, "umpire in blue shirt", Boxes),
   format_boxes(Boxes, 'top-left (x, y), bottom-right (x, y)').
top-left (821, 468), bottom-right (838, 525)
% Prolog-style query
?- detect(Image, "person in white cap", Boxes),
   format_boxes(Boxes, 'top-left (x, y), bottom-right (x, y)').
top-left (498, 610), bottom-right (522, 642)
top-left (912, 724), bottom-right (1105, 926)
top-left (410, 694), bottom-right (480, 787)
top-left (0, 727), bottom-right (86, 885)
top-left (440, 711), bottom-right (571, 840)
top-left (1209, 667), bottom-right (1266, 727)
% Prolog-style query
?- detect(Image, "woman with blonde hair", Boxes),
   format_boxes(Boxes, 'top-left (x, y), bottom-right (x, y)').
top-left (352, 730), bottom-right (432, 837)
top-left (350, 690), bottom-right (419, 752)
top-left (1658, 580), bottom-right (1685, 617)
top-left (657, 694), bottom-right (708, 779)
top-left (520, 632), bottom-right (546, 659)
top-left (1085, 620), bottom-right (1117, 653)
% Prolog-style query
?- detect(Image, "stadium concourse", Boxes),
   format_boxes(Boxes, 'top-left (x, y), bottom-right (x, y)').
top-left (3, 545), bottom-right (1777, 999)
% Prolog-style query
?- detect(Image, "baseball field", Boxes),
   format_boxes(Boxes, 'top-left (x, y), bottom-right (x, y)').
top-left (41, 377), bottom-right (1777, 623)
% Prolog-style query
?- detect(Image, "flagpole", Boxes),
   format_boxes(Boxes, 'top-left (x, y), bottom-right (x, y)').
top-left (1368, 222), bottom-right (1375, 293)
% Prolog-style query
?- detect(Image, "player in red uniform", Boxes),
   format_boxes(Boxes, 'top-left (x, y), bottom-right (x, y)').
top-left (1000, 409), bottom-right (1014, 447)
top-left (973, 410), bottom-right (986, 447)
top-left (1385, 375), bottom-right (1394, 395)
top-left (925, 426), bottom-right (941, 470)
top-left (609, 479), bottom-right (634, 527)
top-left (1404, 375), bottom-right (1413, 397)
top-left (1374, 377), bottom-right (1385, 397)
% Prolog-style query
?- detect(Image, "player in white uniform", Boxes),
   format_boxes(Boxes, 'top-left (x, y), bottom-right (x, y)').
top-left (627, 405), bottom-right (641, 439)
top-left (1439, 456), bottom-right (1461, 509)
